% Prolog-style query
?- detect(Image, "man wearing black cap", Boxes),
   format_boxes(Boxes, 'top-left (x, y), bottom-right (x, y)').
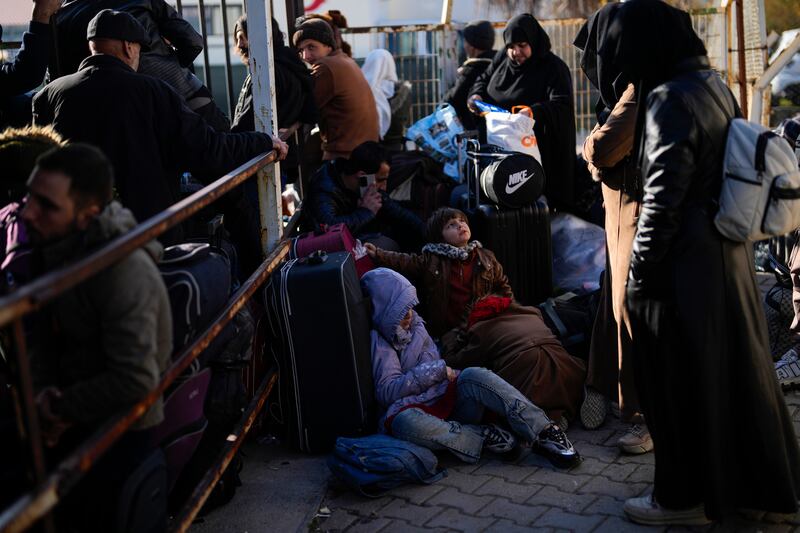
top-left (293, 18), bottom-right (378, 160)
top-left (444, 20), bottom-right (496, 130)
top-left (32, 9), bottom-right (287, 245)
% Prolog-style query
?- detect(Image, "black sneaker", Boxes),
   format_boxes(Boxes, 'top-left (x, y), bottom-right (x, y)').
top-left (481, 424), bottom-right (517, 454)
top-left (531, 424), bottom-right (580, 468)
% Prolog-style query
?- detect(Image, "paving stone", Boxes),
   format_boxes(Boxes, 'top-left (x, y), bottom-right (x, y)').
top-left (573, 456), bottom-right (608, 476)
top-left (426, 508), bottom-right (496, 533)
top-left (533, 507), bottom-right (605, 531)
top-left (379, 522), bottom-right (451, 533)
top-left (600, 462), bottom-right (639, 482)
top-left (379, 502), bottom-right (445, 528)
top-left (583, 495), bottom-right (627, 517)
top-left (345, 516), bottom-right (393, 533)
top-left (595, 515), bottom-right (666, 533)
top-left (524, 469), bottom-right (593, 492)
top-left (474, 459), bottom-right (534, 483)
top-left (579, 428), bottom-right (618, 446)
top-left (428, 487), bottom-right (494, 514)
top-left (320, 509), bottom-right (360, 532)
top-left (438, 470), bottom-right (492, 494)
top-left (476, 498), bottom-right (548, 525)
top-left (327, 492), bottom-right (394, 515)
top-left (484, 518), bottom-right (544, 533)
top-left (387, 483), bottom-right (446, 505)
top-left (474, 477), bottom-right (536, 504)
top-left (579, 476), bottom-right (649, 500)
top-left (573, 442), bottom-right (620, 463)
top-left (526, 485), bottom-right (597, 513)
top-left (627, 464), bottom-right (655, 484)
top-left (616, 450), bottom-right (656, 465)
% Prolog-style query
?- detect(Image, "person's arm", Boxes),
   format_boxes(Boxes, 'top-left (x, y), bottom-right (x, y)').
top-left (307, 185), bottom-right (375, 234)
top-left (372, 248), bottom-right (426, 281)
top-left (583, 84), bottom-right (637, 169)
top-left (628, 86), bottom-right (697, 286)
top-left (485, 250), bottom-right (513, 298)
top-left (151, 0), bottom-right (203, 67)
top-left (529, 59), bottom-right (573, 125)
top-left (468, 51), bottom-right (501, 102)
top-left (0, 10), bottom-right (55, 99)
top-left (377, 195), bottom-right (426, 240)
top-left (56, 260), bottom-right (168, 424)
top-left (371, 334), bottom-right (446, 408)
top-left (311, 62), bottom-right (334, 112)
top-left (31, 86), bottom-right (54, 126)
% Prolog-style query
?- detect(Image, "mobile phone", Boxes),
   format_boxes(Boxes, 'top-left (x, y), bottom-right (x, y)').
top-left (359, 174), bottom-right (376, 196)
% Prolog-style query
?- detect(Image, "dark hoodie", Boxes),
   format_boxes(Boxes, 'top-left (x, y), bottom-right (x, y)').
top-left (470, 14), bottom-right (576, 209)
top-left (231, 17), bottom-right (317, 133)
top-left (30, 202), bottom-right (172, 430)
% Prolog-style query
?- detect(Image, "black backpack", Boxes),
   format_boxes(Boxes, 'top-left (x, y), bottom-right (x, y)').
top-left (537, 290), bottom-right (601, 360)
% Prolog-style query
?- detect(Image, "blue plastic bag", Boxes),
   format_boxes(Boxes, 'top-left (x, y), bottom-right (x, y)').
top-left (406, 104), bottom-right (464, 179)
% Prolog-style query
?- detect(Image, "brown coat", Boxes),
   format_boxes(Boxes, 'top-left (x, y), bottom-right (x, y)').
top-left (312, 50), bottom-right (380, 160)
top-left (373, 246), bottom-right (512, 338)
top-left (445, 304), bottom-right (587, 422)
top-left (583, 83), bottom-right (643, 421)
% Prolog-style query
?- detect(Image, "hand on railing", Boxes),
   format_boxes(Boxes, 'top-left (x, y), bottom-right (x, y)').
top-left (272, 135), bottom-right (289, 161)
top-left (32, 0), bottom-right (61, 23)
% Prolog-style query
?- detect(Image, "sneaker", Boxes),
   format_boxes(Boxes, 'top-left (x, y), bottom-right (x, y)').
top-left (481, 424), bottom-right (516, 454)
top-left (617, 424), bottom-right (654, 454)
top-left (580, 387), bottom-right (608, 429)
top-left (776, 347), bottom-right (800, 389)
top-left (624, 494), bottom-right (711, 526)
top-left (531, 424), bottom-right (580, 468)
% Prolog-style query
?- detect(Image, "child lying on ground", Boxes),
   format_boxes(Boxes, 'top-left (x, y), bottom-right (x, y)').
top-left (365, 207), bottom-right (586, 424)
top-left (360, 267), bottom-right (580, 468)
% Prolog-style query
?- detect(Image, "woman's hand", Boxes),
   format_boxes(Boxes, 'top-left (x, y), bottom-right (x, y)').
top-left (467, 94), bottom-right (483, 114)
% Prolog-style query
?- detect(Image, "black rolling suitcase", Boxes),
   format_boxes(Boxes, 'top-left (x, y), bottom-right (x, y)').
top-left (265, 251), bottom-right (375, 453)
top-left (457, 135), bottom-right (553, 304)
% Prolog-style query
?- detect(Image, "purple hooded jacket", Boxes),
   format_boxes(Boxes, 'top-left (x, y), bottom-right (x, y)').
top-left (361, 268), bottom-right (459, 431)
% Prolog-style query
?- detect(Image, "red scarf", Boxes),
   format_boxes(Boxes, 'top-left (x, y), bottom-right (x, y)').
top-left (467, 296), bottom-right (512, 329)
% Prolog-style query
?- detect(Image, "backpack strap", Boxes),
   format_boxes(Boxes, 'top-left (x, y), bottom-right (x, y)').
top-left (755, 131), bottom-right (779, 172)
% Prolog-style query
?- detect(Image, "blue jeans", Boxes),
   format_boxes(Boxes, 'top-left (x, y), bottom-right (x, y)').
top-left (391, 367), bottom-right (552, 463)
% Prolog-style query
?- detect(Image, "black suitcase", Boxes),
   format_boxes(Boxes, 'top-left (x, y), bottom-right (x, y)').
top-left (457, 136), bottom-right (553, 304)
top-left (265, 251), bottom-right (375, 453)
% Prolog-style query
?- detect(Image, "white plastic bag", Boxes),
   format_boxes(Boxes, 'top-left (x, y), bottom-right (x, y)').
top-left (485, 106), bottom-right (542, 164)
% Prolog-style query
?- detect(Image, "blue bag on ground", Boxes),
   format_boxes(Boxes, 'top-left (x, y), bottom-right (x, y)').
top-left (551, 212), bottom-right (606, 293)
top-left (327, 434), bottom-right (446, 497)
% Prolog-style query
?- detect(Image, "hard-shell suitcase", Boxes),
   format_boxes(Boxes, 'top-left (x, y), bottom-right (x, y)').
top-left (265, 251), bottom-right (375, 453)
top-left (458, 135), bottom-right (553, 304)
top-left (291, 223), bottom-right (374, 277)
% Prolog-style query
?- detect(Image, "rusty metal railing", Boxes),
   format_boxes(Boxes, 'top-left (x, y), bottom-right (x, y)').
top-left (0, 150), bottom-right (286, 532)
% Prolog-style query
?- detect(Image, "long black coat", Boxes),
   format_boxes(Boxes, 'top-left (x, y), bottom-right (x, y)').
top-left (33, 55), bottom-right (272, 237)
top-left (470, 15), bottom-right (576, 209)
top-left (626, 58), bottom-right (800, 517)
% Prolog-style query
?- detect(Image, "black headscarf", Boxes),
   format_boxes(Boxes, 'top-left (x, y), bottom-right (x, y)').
top-left (573, 2), bottom-right (626, 112)
top-left (502, 13), bottom-right (551, 61)
top-left (602, 0), bottom-right (707, 90)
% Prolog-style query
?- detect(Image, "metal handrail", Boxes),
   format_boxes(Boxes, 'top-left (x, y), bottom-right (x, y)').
top-left (0, 150), bottom-right (283, 532)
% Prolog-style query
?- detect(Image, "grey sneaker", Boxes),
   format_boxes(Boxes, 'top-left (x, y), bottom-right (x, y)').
top-left (617, 424), bottom-right (654, 454)
top-left (776, 347), bottom-right (800, 389)
top-left (624, 494), bottom-right (711, 526)
top-left (531, 424), bottom-right (580, 469)
top-left (481, 424), bottom-right (516, 454)
top-left (580, 387), bottom-right (608, 429)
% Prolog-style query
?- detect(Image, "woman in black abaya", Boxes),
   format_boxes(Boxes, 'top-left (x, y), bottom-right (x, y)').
top-left (606, 0), bottom-right (800, 525)
top-left (468, 14), bottom-right (576, 210)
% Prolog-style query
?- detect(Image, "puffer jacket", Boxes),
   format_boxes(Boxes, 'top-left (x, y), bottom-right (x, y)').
top-left (30, 202), bottom-right (172, 430)
top-left (373, 245), bottom-right (512, 338)
top-left (361, 268), bottom-right (454, 430)
top-left (304, 161), bottom-right (426, 240)
top-left (52, 0), bottom-right (204, 99)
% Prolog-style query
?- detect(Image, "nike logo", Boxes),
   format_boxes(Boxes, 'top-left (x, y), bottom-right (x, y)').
top-left (505, 169), bottom-right (531, 194)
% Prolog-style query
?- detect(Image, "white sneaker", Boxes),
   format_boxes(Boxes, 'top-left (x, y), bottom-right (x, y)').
top-left (624, 494), bottom-right (711, 526)
top-left (617, 424), bottom-right (654, 455)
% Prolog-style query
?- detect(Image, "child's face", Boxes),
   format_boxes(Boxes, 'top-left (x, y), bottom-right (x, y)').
top-left (399, 308), bottom-right (413, 330)
top-left (442, 217), bottom-right (471, 248)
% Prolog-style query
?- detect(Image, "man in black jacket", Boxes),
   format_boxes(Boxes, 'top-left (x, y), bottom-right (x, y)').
top-left (32, 10), bottom-right (287, 244)
top-left (305, 141), bottom-right (425, 251)
top-left (444, 20), bottom-right (495, 131)
top-left (51, 0), bottom-right (229, 131)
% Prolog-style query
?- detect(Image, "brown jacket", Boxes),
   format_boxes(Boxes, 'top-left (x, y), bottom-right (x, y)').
top-left (373, 246), bottom-right (512, 338)
top-left (583, 83), bottom-right (637, 188)
top-left (312, 50), bottom-right (379, 160)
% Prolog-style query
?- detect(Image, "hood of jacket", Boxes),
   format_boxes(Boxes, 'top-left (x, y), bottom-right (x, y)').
top-left (503, 14), bottom-right (551, 60)
top-left (42, 200), bottom-right (162, 269)
top-left (362, 268), bottom-right (419, 343)
top-left (574, 2), bottom-right (626, 112)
